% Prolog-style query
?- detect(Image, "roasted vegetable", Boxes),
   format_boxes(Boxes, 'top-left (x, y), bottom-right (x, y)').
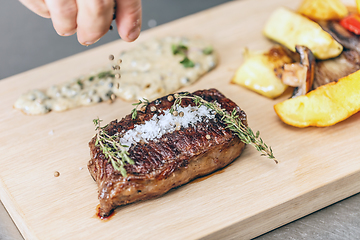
top-left (298, 0), bottom-right (348, 21)
top-left (263, 7), bottom-right (343, 60)
top-left (231, 46), bottom-right (292, 98)
top-left (314, 50), bottom-right (360, 89)
top-left (274, 69), bottom-right (360, 127)
top-left (340, 14), bottom-right (360, 35)
top-left (318, 20), bottom-right (360, 53)
top-left (282, 45), bottom-right (315, 98)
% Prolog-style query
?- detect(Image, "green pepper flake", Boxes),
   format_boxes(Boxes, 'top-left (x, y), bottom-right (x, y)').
top-left (172, 44), bottom-right (188, 55)
top-left (203, 46), bottom-right (213, 55)
top-left (97, 71), bottom-right (114, 79)
top-left (172, 44), bottom-right (195, 68)
top-left (76, 80), bottom-right (84, 89)
top-left (180, 57), bottom-right (195, 68)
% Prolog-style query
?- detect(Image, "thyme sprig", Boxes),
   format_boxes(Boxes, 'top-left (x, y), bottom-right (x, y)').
top-left (131, 99), bottom-right (150, 119)
top-left (93, 93), bottom-right (277, 176)
top-left (93, 118), bottom-right (134, 177)
top-left (171, 93), bottom-right (278, 163)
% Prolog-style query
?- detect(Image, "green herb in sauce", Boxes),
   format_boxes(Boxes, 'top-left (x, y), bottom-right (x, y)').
top-left (14, 37), bottom-right (218, 115)
top-left (97, 71), bottom-right (115, 79)
top-left (180, 57), bottom-right (195, 68)
top-left (172, 44), bottom-right (195, 68)
top-left (203, 46), bottom-right (213, 55)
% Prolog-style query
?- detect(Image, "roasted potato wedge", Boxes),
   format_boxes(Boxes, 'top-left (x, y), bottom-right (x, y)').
top-left (263, 7), bottom-right (343, 60)
top-left (231, 46), bottom-right (292, 98)
top-left (298, 0), bottom-right (348, 20)
top-left (274, 69), bottom-right (360, 127)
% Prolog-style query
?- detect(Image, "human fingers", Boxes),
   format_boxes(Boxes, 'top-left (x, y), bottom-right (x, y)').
top-left (76, 0), bottom-right (115, 45)
top-left (44, 0), bottom-right (78, 36)
top-left (19, 0), bottom-right (50, 18)
top-left (115, 0), bottom-right (142, 42)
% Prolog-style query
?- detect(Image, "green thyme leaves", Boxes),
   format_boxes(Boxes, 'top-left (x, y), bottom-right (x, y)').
top-left (131, 99), bottom-right (150, 119)
top-left (93, 117), bottom-right (134, 177)
top-left (170, 94), bottom-right (278, 163)
top-left (93, 92), bottom-right (277, 177)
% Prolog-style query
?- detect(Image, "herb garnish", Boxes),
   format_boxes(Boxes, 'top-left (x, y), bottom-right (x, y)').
top-left (93, 118), bottom-right (134, 177)
top-left (170, 93), bottom-right (278, 163)
top-left (203, 46), bottom-right (213, 55)
top-left (97, 71), bottom-right (115, 79)
top-left (76, 79), bottom-right (84, 89)
top-left (94, 93), bottom-right (277, 176)
top-left (180, 57), bottom-right (195, 68)
top-left (131, 99), bottom-right (150, 119)
top-left (172, 44), bottom-right (195, 68)
top-left (172, 44), bottom-right (188, 55)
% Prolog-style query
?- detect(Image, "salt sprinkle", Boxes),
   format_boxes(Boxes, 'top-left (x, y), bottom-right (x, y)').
top-left (120, 105), bottom-right (215, 149)
top-left (48, 130), bottom-right (54, 135)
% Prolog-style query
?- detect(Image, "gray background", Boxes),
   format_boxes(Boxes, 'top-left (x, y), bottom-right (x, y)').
top-left (1, 1), bottom-right (360, 239)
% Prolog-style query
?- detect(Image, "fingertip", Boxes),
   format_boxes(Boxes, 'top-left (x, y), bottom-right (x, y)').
top-left (77, 30), bottom-right (106, 45)
top-left (40, 12), bottom-right (51, 18)
top-left (121, 26), bottom-right (141, 42)
top-left (117, 17), bottom-right (142, 42)
top-left (57, 29), bottom-right (77, 36)
top-left (76, 0), bottom-right (114, 46)
top-left (115, 0), bottom-right (142, 42)
top-left (78, 36), bottom-right (101, 46)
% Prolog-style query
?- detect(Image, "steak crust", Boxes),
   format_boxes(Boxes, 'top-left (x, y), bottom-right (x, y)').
top-left (88, 89), bottom-right (247, 217)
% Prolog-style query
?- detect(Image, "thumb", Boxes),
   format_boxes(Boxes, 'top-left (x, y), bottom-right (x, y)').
top-left (115, 0), bottom-right (142, 42)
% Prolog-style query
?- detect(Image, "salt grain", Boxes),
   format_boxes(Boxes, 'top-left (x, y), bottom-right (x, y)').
top-left (119, 105), bottom-right (215, 149)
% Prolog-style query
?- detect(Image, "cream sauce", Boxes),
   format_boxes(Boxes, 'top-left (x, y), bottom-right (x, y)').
top-left (14, 37), bottom-right (217, 115)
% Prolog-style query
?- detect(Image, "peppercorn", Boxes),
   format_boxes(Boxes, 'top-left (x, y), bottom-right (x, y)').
top-left (167, 95), bottom-right (174, 101)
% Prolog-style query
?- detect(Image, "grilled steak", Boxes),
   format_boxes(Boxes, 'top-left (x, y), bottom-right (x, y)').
top-left (88, 89), bottom-right (247, 217)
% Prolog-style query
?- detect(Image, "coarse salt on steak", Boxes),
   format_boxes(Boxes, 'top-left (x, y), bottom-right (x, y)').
top-left (88, 88), bottom-right (247, 217)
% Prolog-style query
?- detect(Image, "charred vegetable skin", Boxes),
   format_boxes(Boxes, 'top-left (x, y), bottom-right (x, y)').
top-left (88, 89), bottom-right (247, 217)
top-left (319, 20), bottom-right (360, 53)
top-left (314, 50), bottom-right (360, 89)
top-left (282, 45), bottom-right (315, 98)
top-left (231, 46), bottom-right (292, 98)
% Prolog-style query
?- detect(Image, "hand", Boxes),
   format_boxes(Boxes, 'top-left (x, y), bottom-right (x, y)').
top-left (19, 0), bottom-right (142, 45)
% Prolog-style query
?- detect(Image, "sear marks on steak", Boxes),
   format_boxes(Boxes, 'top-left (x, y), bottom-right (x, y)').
top-left (88, 89), bottom-right (247, 217)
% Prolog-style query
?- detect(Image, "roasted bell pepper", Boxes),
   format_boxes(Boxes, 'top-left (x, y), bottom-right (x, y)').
top-left (340, 14), bottom-right (360, 35)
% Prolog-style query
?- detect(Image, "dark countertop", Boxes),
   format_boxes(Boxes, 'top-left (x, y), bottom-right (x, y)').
top-left (0, 1), bottom-right (359, 239)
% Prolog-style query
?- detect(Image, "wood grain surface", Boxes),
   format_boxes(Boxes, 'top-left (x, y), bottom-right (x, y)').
top-left (0, 0), bottom-right (359, 239)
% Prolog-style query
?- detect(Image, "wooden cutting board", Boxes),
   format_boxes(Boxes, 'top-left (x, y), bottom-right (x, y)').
top-left (1, 0), bottom-right (359, 239)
